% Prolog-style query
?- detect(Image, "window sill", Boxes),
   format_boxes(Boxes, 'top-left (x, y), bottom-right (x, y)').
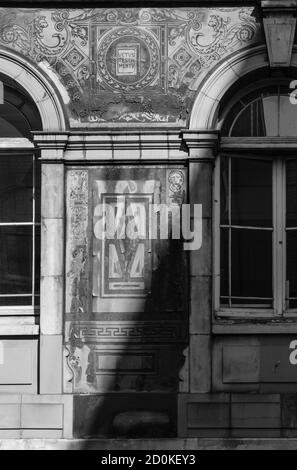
top-left (0, 306), bottom-right (39, 316)
top-left (213, 321), bottom-right (297, 335)
top-left (215, 309), bottom-right (274, 319)
top-left (0, 315), bottom-right (39, 335)
top-left (0, 138), bottom-right (34, 149)
top-left (0, 324), bottom-right (39, 335)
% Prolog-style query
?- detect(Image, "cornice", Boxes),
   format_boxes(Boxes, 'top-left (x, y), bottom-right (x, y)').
top-left (33, 130), bottom-right (183, 149)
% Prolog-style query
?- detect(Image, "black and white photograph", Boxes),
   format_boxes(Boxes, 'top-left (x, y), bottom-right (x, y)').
top-left (0, 0), bottom-right (297, 458)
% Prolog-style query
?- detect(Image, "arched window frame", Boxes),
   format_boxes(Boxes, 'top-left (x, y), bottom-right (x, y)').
top-left (0, 78), bottom-right (41, 315)
top-left (214, 78), bottom-right (297, 319)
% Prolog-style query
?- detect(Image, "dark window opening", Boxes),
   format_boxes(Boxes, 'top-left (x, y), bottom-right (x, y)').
top-left (0, 79), bottom-right (41, 308)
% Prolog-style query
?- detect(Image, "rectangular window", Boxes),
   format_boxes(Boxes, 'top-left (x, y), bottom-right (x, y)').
top-left (217, 155), bottom-right (297, 316)
top-left (0, 153), bottom-right (40, 308)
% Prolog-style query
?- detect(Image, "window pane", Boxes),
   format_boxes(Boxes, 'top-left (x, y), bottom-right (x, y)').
top-left (286, 160), bottom-right (297, 227)
top-left (224, 86), bottom-right (297, 137)
top-left (231, 228), bottom-right (272, 301)
top-left (0, 155), bottom-right (33, 222)
top-left (0, 102), bottom-right (31, 138)
top-left (220, 156), bottom-right (229, 224)
top-left (0, 296), bottom-right (31, 306)
top-left (35, 157), bottom-right (41, 223)
top-left (220, 227), bottom-right (229, 303)
top-left (287, 230), bottom-right (297, 308)
top-left (231, 106), bottom-right (252, 137)
top-left (34, 225), bottom-right (40, 301)
top-left (0, 226), bottom-right (32, 296)
top-left (253, 99), bottom-right (266, 137)
top-left (230, 96), bottom-right (273, 137)
top-left (231, 158), bottom-right (272, 227)
top-left (262, 95), bottom-right (278, 136)
top-left (279, 96), bottom-right (297, 137)
top-left (0, 117), bottom-right (24, 138)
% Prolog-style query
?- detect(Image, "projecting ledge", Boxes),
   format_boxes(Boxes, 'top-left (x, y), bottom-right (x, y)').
top-left (213, 322), bottom-right (297, 335)
top-left (0, 325), bottom-right (39, 335)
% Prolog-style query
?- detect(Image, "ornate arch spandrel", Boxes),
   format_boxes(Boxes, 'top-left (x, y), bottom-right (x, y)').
top-left (189, 45), bottom-right (270, 130)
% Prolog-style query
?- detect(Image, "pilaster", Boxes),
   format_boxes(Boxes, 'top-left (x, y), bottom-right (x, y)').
top-left (181, 130), bottom-right (219, 393)
top-left (33, 133), bottom-right (68, 394)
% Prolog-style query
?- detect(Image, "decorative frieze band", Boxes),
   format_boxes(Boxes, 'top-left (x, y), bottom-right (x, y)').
top-left (65, 321), bottom-right (186, 344)
top-left (33, 130), bottom-right (220, 161)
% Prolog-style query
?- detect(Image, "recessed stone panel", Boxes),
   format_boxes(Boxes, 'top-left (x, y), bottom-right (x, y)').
top-left (222, 345), bottom-right (260, 384)
top-left (21, 404), bottom-right (64, 429)
top-left (187, 402), bottom-right (229, 429)
top-left (96, 353), bottom-right (155, 373)
top-left (231, 402), bottom-right (280, 429)
top-left (0, 339), bottom-right (37, 393)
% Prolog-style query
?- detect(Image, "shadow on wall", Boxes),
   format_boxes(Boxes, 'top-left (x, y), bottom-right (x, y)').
top-left (83, 244), bottom-right (187, 444)
top-left (65, 166), bottom-right (189, 444)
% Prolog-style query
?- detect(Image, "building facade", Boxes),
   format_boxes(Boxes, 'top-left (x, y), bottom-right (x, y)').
top-left (1, 0), bottom-right (297, 441)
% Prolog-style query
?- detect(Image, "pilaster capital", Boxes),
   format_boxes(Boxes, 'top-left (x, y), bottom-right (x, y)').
top-left (181, 129), bottom-right (219, 160)
top-left (32, 132), bottom-right (69, 161)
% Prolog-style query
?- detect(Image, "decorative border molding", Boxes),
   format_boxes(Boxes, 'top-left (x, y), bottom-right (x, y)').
top-left (190, 45), bottom-right (269, 129)
top-left (65, 320), bottom-right (185, 343)
top-left (33, 130), bottom-right (189, 160)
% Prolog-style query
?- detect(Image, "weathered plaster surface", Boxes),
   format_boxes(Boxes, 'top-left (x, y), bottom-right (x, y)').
top-left (0, 7), bottom-right (262, 125)
top-left (64, 166), bottom-right (188, 393)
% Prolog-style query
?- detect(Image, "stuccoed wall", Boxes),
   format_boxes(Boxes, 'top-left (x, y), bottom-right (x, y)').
top-left (0, 7), bottom-right (262, 126)
top-left (64, 165), bottom-right (188, 396)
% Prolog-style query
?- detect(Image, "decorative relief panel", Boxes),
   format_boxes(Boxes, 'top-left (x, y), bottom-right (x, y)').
top-left (65, 170), bottom-right (89, 315)
top-left (166, 169), bottom-right (186, 206)
top-left (97, 27), bottom-right (161, 93)
top-left (92, 178), bottom-right (159, 313)
top-left (0, 7), bottom-right (262, 124)
top-left (64, 166), bottom-right (188, 393)
top-left (65, 166), bottom-right (188, 317)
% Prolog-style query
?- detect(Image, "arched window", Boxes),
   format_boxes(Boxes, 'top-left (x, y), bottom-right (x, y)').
top-left (222, 85), bottom-right (297, 137)
top-left (217, 80), bottom-right (297, 316)
top-left (0, 77), bottom-right (41, 308)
